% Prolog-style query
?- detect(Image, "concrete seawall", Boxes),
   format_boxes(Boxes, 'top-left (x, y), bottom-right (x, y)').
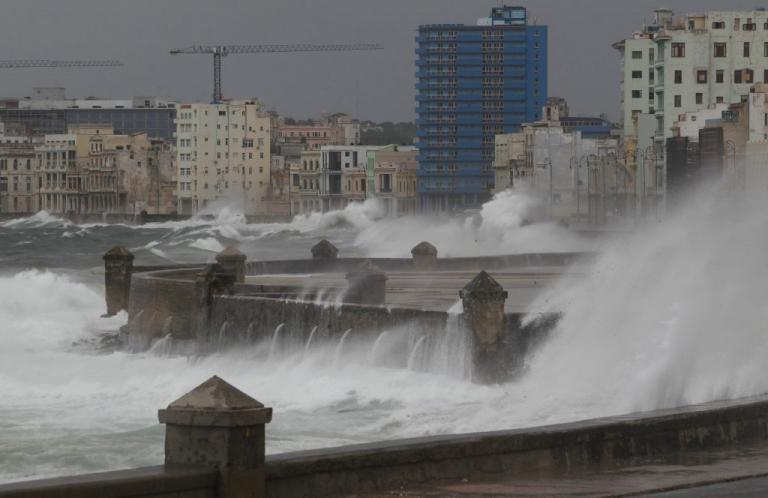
top-left (117, 242), bottom-right (579, 379)
top-left (3, 390), bottom-right (768, 498)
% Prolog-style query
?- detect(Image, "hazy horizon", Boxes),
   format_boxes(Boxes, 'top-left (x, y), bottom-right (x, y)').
top-left (0, 0), bottom-right (765, 122)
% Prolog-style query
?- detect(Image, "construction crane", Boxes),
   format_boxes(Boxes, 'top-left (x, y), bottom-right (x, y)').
top-left (169, 43), bottom-right (382, 103)
top-left (0, 59), bottom-right (122, 68)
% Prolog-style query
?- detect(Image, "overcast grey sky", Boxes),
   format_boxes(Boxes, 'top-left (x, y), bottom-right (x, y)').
top-left (0, 0), bottom-right (764, 121)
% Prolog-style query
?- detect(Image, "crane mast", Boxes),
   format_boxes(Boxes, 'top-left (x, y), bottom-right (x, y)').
top-left (169, 43), bottom-right (382, 103)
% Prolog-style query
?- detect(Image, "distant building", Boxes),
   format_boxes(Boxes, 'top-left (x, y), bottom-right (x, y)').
top-left (666, 84), bottom-right (768, 200)
top-left (493, 103), bottom-right (622, 224)
top-left (0, 129), bottom-right (37, 214)
top-left (289, 150), bottom-right (322, 215)
top-left (367, 145), bottom-right (419, 216)
top-left (416, 5), bottom-right (548, 212)
top-left (615, 8), bottom-right (768, 143)
top-left (30, 126), bottom-right (177, 215)
top-left (319, 145), bottom-right (382, 211)
top-left (175, 100), bottom-right (271, 216)
top-left (0, 88), bottom-right (176, 140)
top-left (271, 113), bottom-right (360, 159)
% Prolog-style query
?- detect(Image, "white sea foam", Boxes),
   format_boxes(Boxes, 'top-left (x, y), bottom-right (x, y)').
top-left (3, 181), bottom-right (767, 484)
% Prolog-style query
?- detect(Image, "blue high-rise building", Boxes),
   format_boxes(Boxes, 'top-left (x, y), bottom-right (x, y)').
top-left (416, 6), bottom-right (547, 212)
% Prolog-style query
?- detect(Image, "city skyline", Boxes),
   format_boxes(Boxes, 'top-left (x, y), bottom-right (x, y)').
top-left (1, 0), bottom-right (764, 122)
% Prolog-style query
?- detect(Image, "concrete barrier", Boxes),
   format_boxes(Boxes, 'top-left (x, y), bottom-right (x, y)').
top-left (3, 380), bottom-right (768, 498)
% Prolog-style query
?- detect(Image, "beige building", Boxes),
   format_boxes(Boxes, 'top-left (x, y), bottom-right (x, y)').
top-left (0, 134), bottom-right (37, 214)
top-left (35, 134), bottom-right (79, 213)
top-left (289, 150), bottom-right (322, 215)
top-left (369, 145), bottom-right (418, 216)
top-left (175, 100), bottom-right (271, 216)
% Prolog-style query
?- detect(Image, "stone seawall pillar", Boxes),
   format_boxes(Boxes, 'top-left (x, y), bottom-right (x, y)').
top-left (193, 264), bottom-right (237, 345)
top-left (460, 271), bottom-right (509, 384)
top-left (216, 247), bottom-right (247, 284)
top-left (159, 376), bottom-right (272, 498)
top-left (103, 246), bottom-right (135, 317)
top-left (311, 239), bottom-right (338, 261)
top-left (411, 241), bottom-right (438, 270)
top-left (345, 260), bottom-right (387, 306)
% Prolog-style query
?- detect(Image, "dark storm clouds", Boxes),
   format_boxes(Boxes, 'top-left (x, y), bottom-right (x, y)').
top-left (0, 0), bottom-right (762, 121)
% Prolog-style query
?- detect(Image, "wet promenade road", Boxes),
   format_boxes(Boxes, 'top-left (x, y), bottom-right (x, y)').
top-left (247, 268), bottom-right (584, 313)
top-left (356, 443), bottom-right (768, 497)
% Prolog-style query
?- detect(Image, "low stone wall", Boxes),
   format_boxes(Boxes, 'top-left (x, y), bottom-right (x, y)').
top-left (245, 252), bottom-right (595, 276)
top-left (4, 391), bottom-right (768, 498)
top-left (0, 465), bottom-right (217, 498)
top-left (206, 294), bottom-right (448, 350)
top-left (125, 268), bottom-right (203, 349)
top-left (263, 395), bottom-right (768, 498)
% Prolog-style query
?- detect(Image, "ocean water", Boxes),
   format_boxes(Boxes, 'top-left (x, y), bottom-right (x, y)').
top-left (2, 188), bottom-right (766, 484)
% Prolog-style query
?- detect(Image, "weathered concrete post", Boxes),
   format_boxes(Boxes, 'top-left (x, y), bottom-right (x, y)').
top-left (158, 376), bottom-right (273, 498)
top-left (459, 271), bottom-right (509, 384)
top-left (103, 246), bottom-right (135, 316)
top-left (311, 239), bottom-right (338, 261)
top-left (216, 247), bottom-right (247, 284)
top-left (411, 241), bottom-right (438, 270)
top-left (345, 260), bottom-right (387, 306)
top-left (193, 264), bottom-right (238, 345)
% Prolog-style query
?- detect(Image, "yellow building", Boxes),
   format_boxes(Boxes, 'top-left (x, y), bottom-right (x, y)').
top-left (175, 100), bottom-right (271, 216)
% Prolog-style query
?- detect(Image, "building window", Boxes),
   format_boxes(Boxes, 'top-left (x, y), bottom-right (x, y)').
top-left (632, 90), bottom-right (642, 99)
top-left (764, 42), bottom-right (768, 57)
top-left (745, 68), bottom-right (754, 83)
top-left (632, 70), bottom-right (642, 79)
top-left (674, 70), bottom-right (683, 84)
top-left (716, 96), bottom-right (724, 103)
top-left (671, 42), bottom-right (685, 57)
top-left (696, 93), bottom-right (703, 105)
top-left (734, 69), bottom-right (742, 84)
top-left (697, 70), bottom-right (707, 83)
top-left (764, 69), bottom-right (768, 82)
top-left (632, 50), bottom-right (643, 59)
top-left (714, 42), bottom-right (727, 58)
top-left (716, 69), bottom-right (724, 83)
top-left (674, 95), bottom-right (682, 107)
top-left (712, 21), bottom-right (725, 29)
top-left (744, 42), bottom-right (751, 58)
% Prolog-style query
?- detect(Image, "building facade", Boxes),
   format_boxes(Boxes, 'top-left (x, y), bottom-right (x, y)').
top-left (616, 9), bottom-right (768, 142)
top-left (289, 150), bottom-right (322, 215)
top-left (416, 5), bottom-right (548, 212)
top-left (175, 100), bottom-right (271, 216)
top-left (0, 134), bottom-right (37, 214)
top-left (319, 145), bottom-right (382, 211)
top-left (0, 88), bottom-right (176, 140)
top-left (368, 145), bottom-right (419, 216)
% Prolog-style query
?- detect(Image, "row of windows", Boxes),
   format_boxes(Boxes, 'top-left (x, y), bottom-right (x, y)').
top-left (0, 158), bottom-right (32, 170)
top-left (667, 41), bottom-right (768, 58)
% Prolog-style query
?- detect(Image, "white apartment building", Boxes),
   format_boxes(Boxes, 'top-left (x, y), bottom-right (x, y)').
top-left (175, 100), bottom-right (271, 216)
top-left (616, 9), bottom-right (768, 140)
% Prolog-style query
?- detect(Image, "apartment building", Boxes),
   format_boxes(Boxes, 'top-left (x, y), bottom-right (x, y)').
top-left (615, 9), bottom-right (768, 141)
top-left (319, 145), bottom-right (382, 211)
top-left (368, 145), bottom-right (418, 216)
top-left (416, 5), bottom-right (548, 212)
top-left (0, 130), bottom-right (37, 213)
top-left (175, 100), bottom-right (271, 216)
top-left (289, 150), bottom-right (322, 215)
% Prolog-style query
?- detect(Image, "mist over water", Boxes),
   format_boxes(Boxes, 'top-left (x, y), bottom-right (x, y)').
top-left (1, 186), bottom-right (766, 483)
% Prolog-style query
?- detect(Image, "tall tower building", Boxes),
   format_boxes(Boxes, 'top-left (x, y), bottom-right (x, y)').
top-left (415, 5), bottom-right (548, 212)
